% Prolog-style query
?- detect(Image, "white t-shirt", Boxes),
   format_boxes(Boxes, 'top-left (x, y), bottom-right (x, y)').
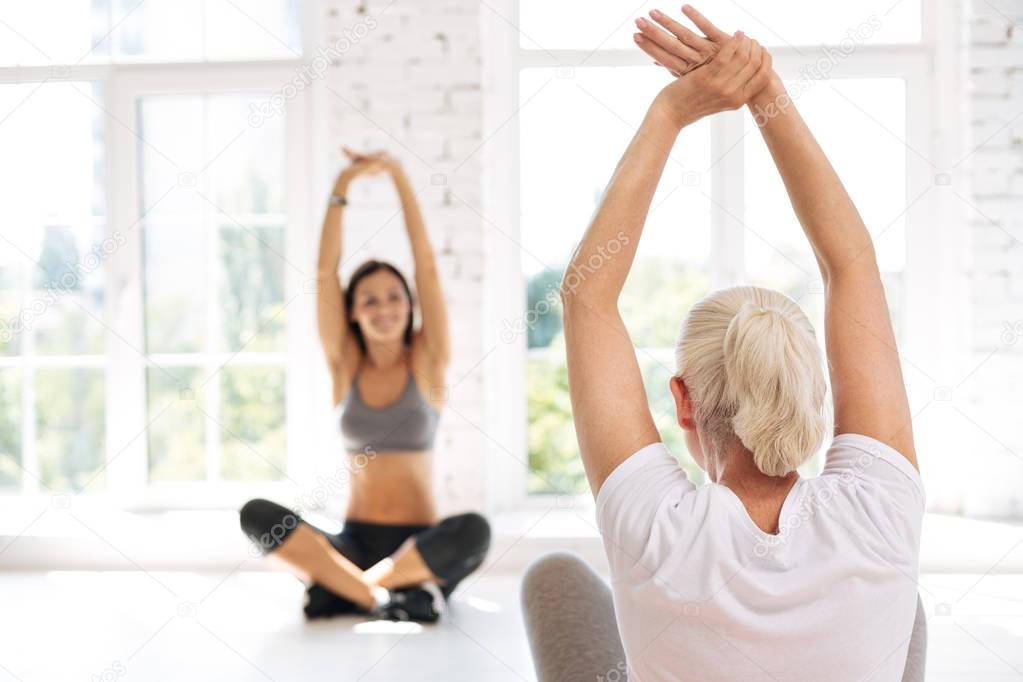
top-left (595, 432), bottom-right (925, 682)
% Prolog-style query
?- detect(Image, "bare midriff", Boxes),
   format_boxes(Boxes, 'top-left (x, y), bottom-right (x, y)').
top-left (344, 449), bottom-right (439, 525)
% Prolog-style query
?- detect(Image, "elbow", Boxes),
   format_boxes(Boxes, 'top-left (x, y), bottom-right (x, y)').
top-left (559, 276), bottom-right (616, 314)
top-left (558, 280), bottom-right (574, 306)
top-left (558, 277), bottom-right (582, 310)
top-left (822, 248), bottom-right (882, 288)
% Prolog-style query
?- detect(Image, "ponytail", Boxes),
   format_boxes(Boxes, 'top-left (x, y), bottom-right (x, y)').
top-left (675, 287), bottom-right (829, 477)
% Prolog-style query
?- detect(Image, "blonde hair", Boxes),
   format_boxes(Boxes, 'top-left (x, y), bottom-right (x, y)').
top-left (674, 286), bottom-right (830, 477)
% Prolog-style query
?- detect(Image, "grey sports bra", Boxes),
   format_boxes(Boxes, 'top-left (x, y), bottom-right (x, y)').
top-left (337, 370), bottom-right (440, 454)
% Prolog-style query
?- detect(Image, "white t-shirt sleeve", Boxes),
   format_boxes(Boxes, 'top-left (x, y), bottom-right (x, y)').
top-left (594, 441), bottom-right (697, 575)
top-left (821, 432), bottom-right (926, 552)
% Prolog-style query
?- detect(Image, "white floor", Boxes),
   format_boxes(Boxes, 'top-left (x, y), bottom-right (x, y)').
top-left (2, 569), bottom-right (1023, 681)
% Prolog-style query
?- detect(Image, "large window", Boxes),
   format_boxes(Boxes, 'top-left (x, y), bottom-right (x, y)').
top-left (0, 2), bottom-right (305, 503)
top-left (505, 0), bottom-right (935, 496)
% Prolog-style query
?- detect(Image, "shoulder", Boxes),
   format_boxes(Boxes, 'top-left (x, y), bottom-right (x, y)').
top-left (821, 433), bottom-right (925, 503)
top-left (811, 432), bottom-right (926, 554)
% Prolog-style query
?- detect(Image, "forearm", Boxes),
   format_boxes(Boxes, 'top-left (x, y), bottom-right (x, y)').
top-left (562, 96), bottom-right (687, 306)
top-left (391, 172), bottom-right (436, 272)
top-left (316, 179), bottom-right (349, 276)
top-left (749, 77), bottom-right (876, 279)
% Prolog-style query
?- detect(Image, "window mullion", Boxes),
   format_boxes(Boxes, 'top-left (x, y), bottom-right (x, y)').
top-left (20, 254), bottom-right (39, 494)
top-left (709, 111), bottom-right (746, 289)
top-left (283, 81), bottom-right (314, 488)
top-left (485, 0), bottom-right (529, 512)
top-left (104, 71), bottom-right (149, 500)
top-left (203, 99), bottom-right (222, 485)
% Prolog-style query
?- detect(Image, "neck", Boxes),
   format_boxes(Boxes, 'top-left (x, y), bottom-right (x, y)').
top-left (364, 339), bottom-right (406, 369)
top-left (708, 435), bottom-right (799, 498)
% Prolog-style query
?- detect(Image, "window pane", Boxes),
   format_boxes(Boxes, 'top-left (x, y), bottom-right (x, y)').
top-left (0, 0), bottom-right (302, 65)
top-left (113, 0), bottom-right (204, 61)
top-left (36, 368), bottom-right (105, 492)
top-left (142, 222), bottom-right (205, 353)
top-left (743, 78), bottom-right (907, 338)
top-left (147, 366), bottom-right (205, 483)
top-left (0, 81), bottom-right (107, 355)
top-left (202, 0), bottom-right (302, 61)
top-left (219, 227), bottom-right (287, 352)
top-left (527, 353), bottom-right (706, 495)
top-left (115, 0), bottom-right (300, 61)
top-left (518, 0), bottom-right (920, 50)
top-left (220, 365), bottom-right (286, 481)
top-left (31, 223), bottom-right (108, 355)
top-left (526, 354), bottom-right (580, 494)
top-left (639, 354), bottom-right (704, 484)
top-left (0, 1), bottom-right (98, 65)
top-left (0, 295), bottom-right (21, 357)
top-left (207, 96), bottom-right (286, 215)
top-left (0, 370), bottom-right (22, 489)
top-left (621, 262), bottom-right (711, 349)
top-left (138, 96), bottom-right (204, 216)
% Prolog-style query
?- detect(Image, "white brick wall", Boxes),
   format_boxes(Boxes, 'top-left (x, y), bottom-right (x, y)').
top-left (964, 0), bottom-right (1023, 517)
top-left (319, 0), bottom-right (489, 515)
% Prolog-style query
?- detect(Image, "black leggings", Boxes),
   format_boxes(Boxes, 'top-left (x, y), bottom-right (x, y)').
top-left (239, 498), bottom-right (491, 610)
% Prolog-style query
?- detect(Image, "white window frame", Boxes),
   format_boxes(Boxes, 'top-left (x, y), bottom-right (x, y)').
top-left (483, 0), bottom-right (969, 513)
top-left (0, 6), bottom-right (325, 512)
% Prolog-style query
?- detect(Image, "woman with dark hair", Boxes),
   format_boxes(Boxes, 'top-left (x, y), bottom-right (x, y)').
top-left (521, 6), bottom-right (925, 681)
top-left (239, 148), bottom-right (490, 622)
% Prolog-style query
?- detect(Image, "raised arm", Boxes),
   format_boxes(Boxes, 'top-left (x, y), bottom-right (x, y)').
top-left (750, 77), bottom-right (917, 468)
top-left (563, 32), bottom-right (772, 496)
top-left (382, 155), bottom-right (450, 368)
top-left (316, 150), bottom-right (377, 403)
top-left (651, 5), bottom-right (918, 469)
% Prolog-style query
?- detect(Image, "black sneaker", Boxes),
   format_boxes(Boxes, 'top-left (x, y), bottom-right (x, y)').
top-left (373, 585), bottom-right (444, 623)
top-left (303, 583), bottom-right (366, 620)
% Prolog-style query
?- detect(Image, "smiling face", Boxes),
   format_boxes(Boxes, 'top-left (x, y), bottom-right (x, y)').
top-left (349, 268), bottom-right (412, 347)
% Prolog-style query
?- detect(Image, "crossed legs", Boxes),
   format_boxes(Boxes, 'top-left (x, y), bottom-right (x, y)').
top-left (239, 498), bottom-right (490, 614)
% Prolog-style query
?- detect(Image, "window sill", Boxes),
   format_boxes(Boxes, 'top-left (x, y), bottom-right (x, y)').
top-left (1, 508), bottom-right (1020, 575)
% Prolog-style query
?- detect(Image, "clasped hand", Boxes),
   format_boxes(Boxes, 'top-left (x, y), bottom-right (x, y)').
top-left (634, 5), bottom-right (776, 128)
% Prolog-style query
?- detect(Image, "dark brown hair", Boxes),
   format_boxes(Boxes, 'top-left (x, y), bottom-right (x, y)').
top-left (344, 260), bottom-right (415, 352)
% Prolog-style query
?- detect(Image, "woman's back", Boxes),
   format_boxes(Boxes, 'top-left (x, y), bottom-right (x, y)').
top-left (597, 433), bottom-right (924, 681)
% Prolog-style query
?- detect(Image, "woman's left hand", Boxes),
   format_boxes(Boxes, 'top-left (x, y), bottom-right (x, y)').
top-left (633, 7), bottom-right (720, 77)
top-left (634, 5), bottom-right (780, 110)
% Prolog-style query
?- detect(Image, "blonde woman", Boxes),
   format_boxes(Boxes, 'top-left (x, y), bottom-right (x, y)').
top-left (522, 7), bottom-right (925, 681)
